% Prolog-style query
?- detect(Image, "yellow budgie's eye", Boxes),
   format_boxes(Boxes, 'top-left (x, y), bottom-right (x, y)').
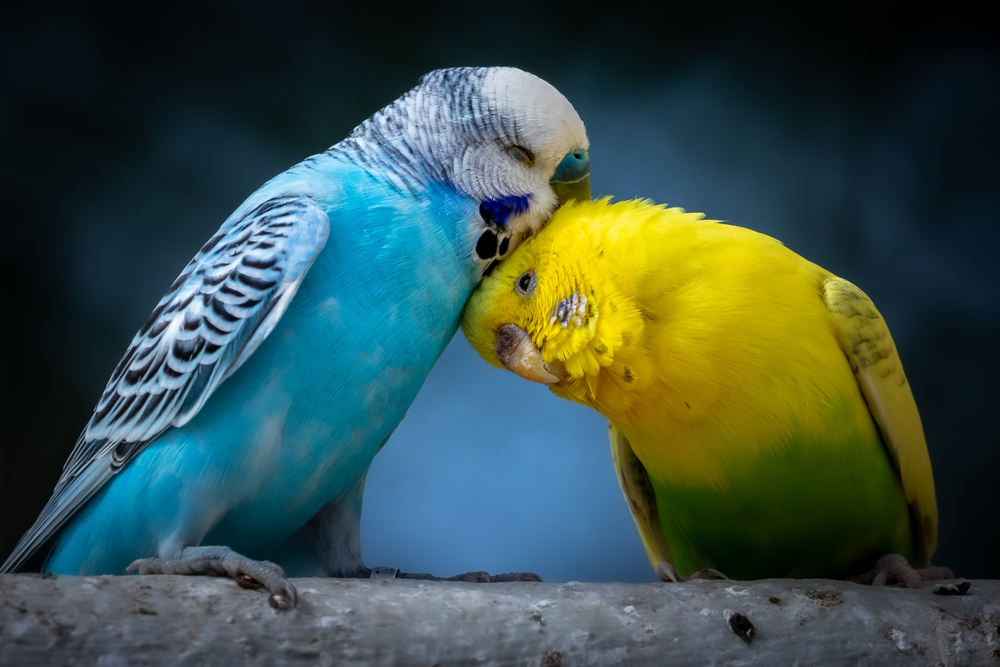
top-left (515, 270), bottom-right (537, 297)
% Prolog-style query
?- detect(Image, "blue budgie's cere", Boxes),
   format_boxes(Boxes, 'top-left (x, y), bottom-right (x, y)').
top-left (1, 67), bottom-right (590, 607)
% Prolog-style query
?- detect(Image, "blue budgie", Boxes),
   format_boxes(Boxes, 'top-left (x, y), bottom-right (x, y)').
top-left (2, 67), bottom-right (590, 607)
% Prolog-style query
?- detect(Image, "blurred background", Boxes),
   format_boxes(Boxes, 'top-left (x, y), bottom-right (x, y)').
top-left (1, 2), bottom-right (996, 583)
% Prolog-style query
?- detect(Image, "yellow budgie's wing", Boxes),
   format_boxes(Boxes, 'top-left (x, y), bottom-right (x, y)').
top-left (823, 278), bottom-right (938, 567)
top-left (609, 423), bottom-right (674, 573)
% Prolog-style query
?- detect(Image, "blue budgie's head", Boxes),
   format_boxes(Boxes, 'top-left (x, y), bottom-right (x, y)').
top-left (335, 67), bottom-right (590, 273)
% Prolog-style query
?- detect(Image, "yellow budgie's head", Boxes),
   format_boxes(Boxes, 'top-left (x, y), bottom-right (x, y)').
top-left (461, 198), bottom-right (650, 405)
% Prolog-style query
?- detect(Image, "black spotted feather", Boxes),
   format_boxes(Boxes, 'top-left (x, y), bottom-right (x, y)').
top-left (1, 195), bottom-right (329, 573)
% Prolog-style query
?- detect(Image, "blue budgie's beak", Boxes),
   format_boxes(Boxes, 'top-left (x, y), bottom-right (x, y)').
top-left (550, 149), bottom-right (590, 204)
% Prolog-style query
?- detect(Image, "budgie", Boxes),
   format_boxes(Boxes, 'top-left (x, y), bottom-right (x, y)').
top-left (461, 198), bottom-right (953, 586)
top-left (2, 67), bottom-right (591, 607)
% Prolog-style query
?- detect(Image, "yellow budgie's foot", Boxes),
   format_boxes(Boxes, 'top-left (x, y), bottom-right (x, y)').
top-left (656, 562), bottom-right (728, 583)
top-left (848, 554), bottom-right (955, 588)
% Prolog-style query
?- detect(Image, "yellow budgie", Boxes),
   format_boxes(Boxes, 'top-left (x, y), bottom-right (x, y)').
top-left (461, 198), bottom-right (952, 585)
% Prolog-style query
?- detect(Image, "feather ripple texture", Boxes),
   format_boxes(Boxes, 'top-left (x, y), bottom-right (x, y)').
top-left (3, 67), bottom-right (589, 578)
top-left (461, 198), bottom-right (937, 580)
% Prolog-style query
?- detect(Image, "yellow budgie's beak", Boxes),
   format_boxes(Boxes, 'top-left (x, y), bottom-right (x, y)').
top-left (495, 324), bottom-right (565, 384)
top-left (550, 149), bottom-right (590, 204)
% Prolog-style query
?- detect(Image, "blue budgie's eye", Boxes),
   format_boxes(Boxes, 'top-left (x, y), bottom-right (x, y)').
top-left (515, 270), bottom-right (537, 297)
top-left (506, 145), bottom-right (535, 166)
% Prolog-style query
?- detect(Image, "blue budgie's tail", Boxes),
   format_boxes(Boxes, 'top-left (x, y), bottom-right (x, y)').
top-left (3, 445), bottom-right (114, 573)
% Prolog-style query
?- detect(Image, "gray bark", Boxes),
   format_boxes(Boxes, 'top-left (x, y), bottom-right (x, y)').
top-left (0, 574), bottom-right (997, 666)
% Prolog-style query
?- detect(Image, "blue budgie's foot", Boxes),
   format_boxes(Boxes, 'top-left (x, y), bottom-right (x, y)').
top-left (127, 546), bottom-right (298, 609)
top-left (847, 554), bottom-right (955, 588)
top-left (443, 570), bottom-right (543, 583)
top-left (268, 486), bottom-right (543, 583)
top-left (370, 567), bottom-right (542, 582)
top-left (656, 561), bottom-right (728, 583)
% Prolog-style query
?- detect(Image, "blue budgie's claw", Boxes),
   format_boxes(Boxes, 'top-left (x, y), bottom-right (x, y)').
top-left (127, 546), bottom-right (298, 609)
top-left (391, 569), bottom-right (542, 583)
top-left (444, 571), bottom-right (542, 583)
top-left (368, 566), bottom-right (399, 579)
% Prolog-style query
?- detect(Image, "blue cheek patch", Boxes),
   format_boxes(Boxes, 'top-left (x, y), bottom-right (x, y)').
top-left (479, 194), bottom-right (531, 228)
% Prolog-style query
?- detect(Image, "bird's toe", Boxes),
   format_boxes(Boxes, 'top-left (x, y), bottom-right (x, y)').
top-left (849, 553), bottom-right (952, 589)
top-left (127, 545), bottom-right (298, 608)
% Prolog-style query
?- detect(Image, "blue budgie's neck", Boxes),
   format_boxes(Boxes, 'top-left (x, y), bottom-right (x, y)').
top-left (281, 66), bottom-right (590, 303)
top-left (326, 69), bottom-right (495, 197)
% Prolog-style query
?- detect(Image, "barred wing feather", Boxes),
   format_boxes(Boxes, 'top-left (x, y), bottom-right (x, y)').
top-left (1, 195), bottom-right (329, 572)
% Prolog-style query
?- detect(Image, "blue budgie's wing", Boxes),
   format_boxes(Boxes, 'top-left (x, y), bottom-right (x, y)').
top-left (2, 195), bottom-right (329, 573)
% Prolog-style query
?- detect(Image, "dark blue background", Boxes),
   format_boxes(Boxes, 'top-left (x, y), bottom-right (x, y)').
top-left (2, 2), bottom-right (996, 582)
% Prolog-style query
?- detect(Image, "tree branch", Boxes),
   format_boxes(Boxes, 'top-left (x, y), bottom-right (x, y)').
top-left (1, 574), bottom-right (997, 665)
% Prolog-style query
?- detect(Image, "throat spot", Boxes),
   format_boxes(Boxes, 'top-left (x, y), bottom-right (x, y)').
top-left (475, 228), bottom-right (512, 277)
top-left (550, 292), bottom-right (588, 328)
top-left (476, 229), bottom-right (498, 259)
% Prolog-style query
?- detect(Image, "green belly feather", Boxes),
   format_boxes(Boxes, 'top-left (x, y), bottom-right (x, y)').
top-left (650, 415), bottom-right (914, 579)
